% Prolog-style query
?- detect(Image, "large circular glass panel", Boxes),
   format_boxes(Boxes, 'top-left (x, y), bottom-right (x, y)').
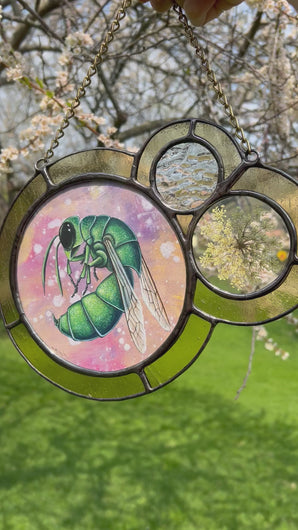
top-left (17, 183), bottom-right (186, 373)
top-left (155, 141), bottom-right (218, 210)
top-left (192, 196), bottom-right (291, 296)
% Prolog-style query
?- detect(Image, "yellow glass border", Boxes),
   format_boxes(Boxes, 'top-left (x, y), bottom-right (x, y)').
top-left (49, 148), bottom-right (134, 184)
top-left (0, 174), bottom-right (47, 325)
top-left (194, 121), bottom-right (242, 179)
top-left (232, 167), bottom-right (298, 235)
top-left (9, 324), bottom-right (146, 400)
top-left (194, 266), bottom-right (298, 325)
top-left (145, 314), bottom-right (212, 388)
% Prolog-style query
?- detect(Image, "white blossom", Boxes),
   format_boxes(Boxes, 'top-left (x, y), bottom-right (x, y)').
top-left (65, 32), bottom-right (94, 49)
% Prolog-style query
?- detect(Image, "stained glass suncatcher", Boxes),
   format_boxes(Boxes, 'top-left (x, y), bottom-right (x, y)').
top-left (0, 119), bottom-right (297, 400)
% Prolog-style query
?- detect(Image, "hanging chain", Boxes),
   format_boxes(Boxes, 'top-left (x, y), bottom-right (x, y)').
top-left (42, 0), bottom-right (132, 163)
top-left (172, 1), bottom-right (251, 154)
top-left (42, 0), bottom-right (251, 163)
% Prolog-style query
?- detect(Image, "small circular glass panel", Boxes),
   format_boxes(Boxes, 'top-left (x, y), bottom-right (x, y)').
top-left (155, 141), bottom-right (218, 210)
top-left (17, 182), bottom-right (186, 373)
top-left (192, 196), bottom-right (291, 296)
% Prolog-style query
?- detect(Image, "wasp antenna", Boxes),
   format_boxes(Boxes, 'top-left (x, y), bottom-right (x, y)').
top-left (55, 241), bottom-right (63, 296)
top-left (42, 235), bottom-right (58, 294)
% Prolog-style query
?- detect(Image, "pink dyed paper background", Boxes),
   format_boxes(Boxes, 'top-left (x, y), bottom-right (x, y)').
top-left (17, 183), bottom-right (186, 373)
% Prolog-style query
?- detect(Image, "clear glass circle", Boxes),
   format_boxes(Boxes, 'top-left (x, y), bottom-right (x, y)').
top-left (155, 141), bottom-right (218, 210)
top-left (192, 196), bottom-right (291, 295)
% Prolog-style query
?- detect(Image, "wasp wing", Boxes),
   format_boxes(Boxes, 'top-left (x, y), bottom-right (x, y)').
top-left (140, 255), bottom-right (171, 331)
top-left (103, 238), bottom-right (146, 354)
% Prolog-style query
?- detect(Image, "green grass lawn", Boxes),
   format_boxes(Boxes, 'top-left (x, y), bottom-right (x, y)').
top-left (0, 317), bottom-right (297, 530)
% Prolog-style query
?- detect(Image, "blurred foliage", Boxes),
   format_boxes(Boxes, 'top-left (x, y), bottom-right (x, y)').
top-left (0, 317), bottom-right (298, 529)
top-left (0, 0), bottom-right (297, 222)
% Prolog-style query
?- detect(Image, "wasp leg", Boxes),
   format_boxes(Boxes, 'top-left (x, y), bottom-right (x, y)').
top-left (70, 246), bottom-right (92, 296)
top-left (79, 253), bottom-right (104, 294)
top-left (67, 260), bottom-right (77, 295)
top-left (88, 254), bottom-right (107, 267)
top-left (82, 266), bottom-right (91, 295)
top-left (67, 253), bottom-right (87, 295)
top-left (76, 245), bottom-right (92, 295)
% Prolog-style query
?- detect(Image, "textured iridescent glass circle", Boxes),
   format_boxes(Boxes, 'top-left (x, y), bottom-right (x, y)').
top-left (155, 141), bottom-right (218, 210)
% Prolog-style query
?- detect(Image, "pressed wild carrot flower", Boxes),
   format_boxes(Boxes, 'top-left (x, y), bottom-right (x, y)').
top-left (195, 200), bottom-right (288, 293)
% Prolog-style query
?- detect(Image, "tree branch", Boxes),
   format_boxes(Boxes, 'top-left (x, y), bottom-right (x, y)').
top-left (17, 0), bottom-right (65, 44)
top-left (1, 0), bottom-right (75, 58)
top-left (117, 119), bottom-right (179, 141)
top-left (234, 327), bottom-right (257, 400)
top-left (231, 11), bottom-right (263, 72)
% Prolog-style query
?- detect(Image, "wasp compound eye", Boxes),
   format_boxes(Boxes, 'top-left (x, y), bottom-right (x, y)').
top-left (59, 222), bottom-right (76, 250)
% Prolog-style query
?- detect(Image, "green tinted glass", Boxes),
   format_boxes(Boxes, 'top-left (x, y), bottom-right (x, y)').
top-left (137, 122), bottom-right (190, 186)
top-left (194, 122), bottom-right (241, 179)
top-left (0, 174), bottom-right (47, 324)
top-left (145, 315), bottom-right (211, 388)
top-left (10, 324), bottom-right (145, 400)
top-left (49, 150), bottom-right (134, 184)
top-left (194, 267), bottom-right (297, 324)
top-left (232, 168), bottom-right (298, 229)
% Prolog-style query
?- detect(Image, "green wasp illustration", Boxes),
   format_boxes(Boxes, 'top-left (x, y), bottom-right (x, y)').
top-left (42, 215), bottom-right (171, 353)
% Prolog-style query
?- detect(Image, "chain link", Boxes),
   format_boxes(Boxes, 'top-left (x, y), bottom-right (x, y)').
top-left (42, 0), bottom-right (251, 161)
top-left (42, 0), bottom-right (132, 163)
top-left (172, 1), bottom-right (251, 154)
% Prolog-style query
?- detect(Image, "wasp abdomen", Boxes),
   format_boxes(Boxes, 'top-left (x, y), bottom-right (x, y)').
top-left (55, 269), bottom-right (134, 341)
